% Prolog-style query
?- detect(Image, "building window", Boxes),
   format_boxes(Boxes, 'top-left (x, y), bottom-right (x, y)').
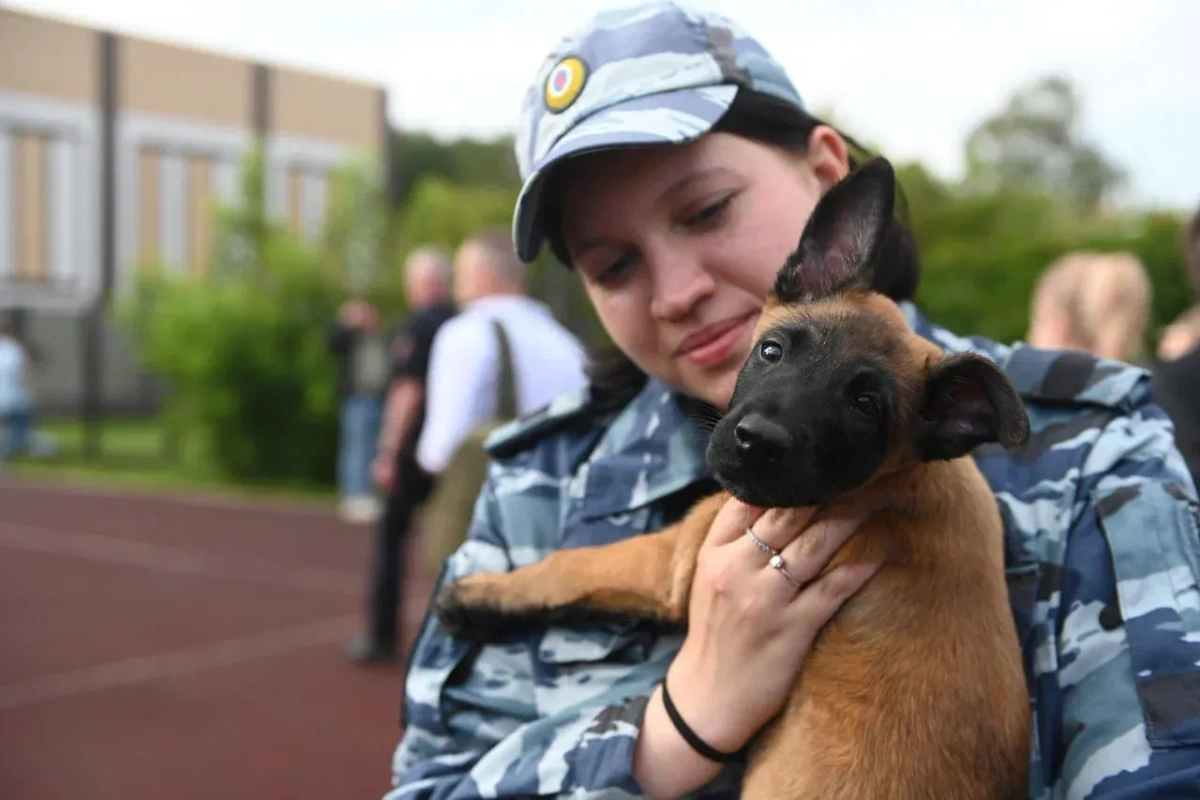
top-left (0, 96), bottom-right (94, 308)
top-left (16, 130), bottom-right (48, 282)
top-left (186, 153), bottom-right (211, 276)
top-left (137, 144), bottom-right (161, 266)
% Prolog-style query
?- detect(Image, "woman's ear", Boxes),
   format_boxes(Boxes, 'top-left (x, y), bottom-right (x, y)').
top-left (804, 125), bottom-right (852, 193)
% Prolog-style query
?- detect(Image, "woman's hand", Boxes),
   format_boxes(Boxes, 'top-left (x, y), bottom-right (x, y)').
top-left (632, 496), bottom-right (880, 799)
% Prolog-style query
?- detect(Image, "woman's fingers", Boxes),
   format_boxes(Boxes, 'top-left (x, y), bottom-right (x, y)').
top-left (731, 507), bottom-right (868, 605)
top-left (775, 510), bottom-right (872, 587)
top-left (786, 560), bottom-right (883, 639)
top-left (704, 495), bottom-right (768, 547)
top-left (739, 506), bottom-right (818, 554)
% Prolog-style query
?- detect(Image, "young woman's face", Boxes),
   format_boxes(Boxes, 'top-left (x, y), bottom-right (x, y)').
top-left (558, 129), bottom-right (849, 409)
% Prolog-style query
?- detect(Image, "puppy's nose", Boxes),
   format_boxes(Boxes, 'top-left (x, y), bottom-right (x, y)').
top-left (733, 413), bottom-right (791, 462)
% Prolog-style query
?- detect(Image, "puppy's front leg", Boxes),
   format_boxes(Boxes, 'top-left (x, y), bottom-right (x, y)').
top-left (435, 493), bottom-right (724, 640)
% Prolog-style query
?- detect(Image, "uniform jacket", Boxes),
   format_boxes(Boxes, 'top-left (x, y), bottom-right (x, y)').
top-left (386, 302), bottom-right (1200, 800)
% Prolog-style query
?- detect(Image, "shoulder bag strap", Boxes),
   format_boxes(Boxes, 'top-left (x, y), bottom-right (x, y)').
top-left (489, 318), bottom-right (519, 421)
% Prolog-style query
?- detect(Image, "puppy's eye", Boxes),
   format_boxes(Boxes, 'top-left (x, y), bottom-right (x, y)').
top-left (759, 341), bottom-right (783, 362)
top-left (853, 394), bottom-right (879, 417)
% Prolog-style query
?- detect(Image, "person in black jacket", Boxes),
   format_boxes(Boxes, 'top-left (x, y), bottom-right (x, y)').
top-left (346, 245), bottom-right (456, 664)
top-left (1154, 207), bottom-right (1200, 488)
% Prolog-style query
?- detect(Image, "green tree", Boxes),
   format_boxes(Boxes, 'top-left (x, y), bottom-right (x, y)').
top-left (963, 75), bottom-right (1126, 214)
top-left (387, 130), bottom-right (520, 206)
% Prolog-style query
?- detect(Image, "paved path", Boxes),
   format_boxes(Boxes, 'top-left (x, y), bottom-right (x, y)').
top-left (0, 476), bottom-right (433, 800)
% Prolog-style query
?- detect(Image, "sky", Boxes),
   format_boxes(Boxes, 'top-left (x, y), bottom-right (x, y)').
top-left (8, 0), bottom-right (1199, 210)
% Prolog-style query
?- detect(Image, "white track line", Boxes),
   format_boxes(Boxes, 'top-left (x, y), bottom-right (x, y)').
top-left (0, 519), bottom-right (362, 595)
top-left (0, 615), bottom-right (362, 710)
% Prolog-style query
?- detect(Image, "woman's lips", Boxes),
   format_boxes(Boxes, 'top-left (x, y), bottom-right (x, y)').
top-left (677, 312), bottom-right (756, 369)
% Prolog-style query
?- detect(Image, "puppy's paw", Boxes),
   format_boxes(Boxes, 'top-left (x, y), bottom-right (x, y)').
top-left (434, 579), bottom-right (519, 642)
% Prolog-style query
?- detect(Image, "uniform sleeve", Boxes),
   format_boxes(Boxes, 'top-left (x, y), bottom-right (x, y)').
top-left (384, 468), bottom-right (652, 800)
top-left (1053, 398), bottom-right (1200, 798)
top-left (416, 320), bottom-right (494, 475)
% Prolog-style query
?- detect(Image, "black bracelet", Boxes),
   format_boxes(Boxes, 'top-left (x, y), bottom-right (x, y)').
top-left (659, 678), bottom-right (743, 764)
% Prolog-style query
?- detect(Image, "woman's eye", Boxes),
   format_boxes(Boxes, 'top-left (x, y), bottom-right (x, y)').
top-left (687, 195), bottom-right (732, 227)
top-left (853, 394), bottom-right (879, 417)
top-left (759, 341), bottom-right (782, 362)
top-left (594, 254), bottom-right (635, 285)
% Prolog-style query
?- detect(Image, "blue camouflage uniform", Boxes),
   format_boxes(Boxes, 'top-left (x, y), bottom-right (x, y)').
top-left (385, 2), bottom-right (1200, 797)
top-left (384, 303), bottom-right (1200, 799)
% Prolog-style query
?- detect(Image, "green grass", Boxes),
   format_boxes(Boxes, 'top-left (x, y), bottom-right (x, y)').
top-left (38, 417), bottom-right (174, 460)
top-left (8, 416), bottom-right (338, 505)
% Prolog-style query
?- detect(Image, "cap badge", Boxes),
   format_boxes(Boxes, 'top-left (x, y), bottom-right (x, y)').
top-left (543, 56), bottom-right (587, 114)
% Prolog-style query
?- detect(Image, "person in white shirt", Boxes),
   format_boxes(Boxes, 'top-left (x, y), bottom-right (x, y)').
top-left (416, 228), bottom-right (589, 476)
top-left (0, 320), bottom-right (34, 464)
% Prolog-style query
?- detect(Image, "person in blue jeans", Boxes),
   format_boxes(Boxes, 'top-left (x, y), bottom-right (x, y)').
top-left (0, 319), bottom-right (35, 464)
top-left (328, 300), bottom-right (390, 522)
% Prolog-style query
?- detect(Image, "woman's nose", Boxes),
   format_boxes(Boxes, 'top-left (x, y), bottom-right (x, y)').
top-left (649, 253), bottom-right (716, 321)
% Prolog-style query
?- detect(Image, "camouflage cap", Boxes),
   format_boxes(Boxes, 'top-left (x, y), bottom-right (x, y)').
top-left (512, 1), bottom-right (805, 263)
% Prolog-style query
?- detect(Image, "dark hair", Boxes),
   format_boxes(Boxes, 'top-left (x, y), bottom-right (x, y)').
top-left (550, 88), bottom-right (923, 411)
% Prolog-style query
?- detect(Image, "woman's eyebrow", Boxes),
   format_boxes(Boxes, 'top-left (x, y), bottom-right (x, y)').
top-left (662, 167), bottom-right (736, 200)
top-left (568, 167), bottom-right (738, 259)
top-left (571, 234), bottom-right (622, 263)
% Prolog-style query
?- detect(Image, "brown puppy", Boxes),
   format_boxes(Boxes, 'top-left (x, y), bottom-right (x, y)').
top-left (435, 158), bottom-right (1032, 799)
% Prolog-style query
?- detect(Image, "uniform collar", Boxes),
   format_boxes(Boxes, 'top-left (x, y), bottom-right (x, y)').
top-left (577, 378), bottom-right (712, 521)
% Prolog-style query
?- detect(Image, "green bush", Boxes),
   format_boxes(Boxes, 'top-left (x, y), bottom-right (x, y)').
top-left (122, 148), bottom-right (352, 487)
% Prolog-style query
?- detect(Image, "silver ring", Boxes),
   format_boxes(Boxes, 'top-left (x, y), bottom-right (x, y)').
top-left (745, 526), bottom-right (779, 557)
top-left (768, 553), bottom-right (804, 589)
top-left (746, 527), bottom-right (803, 589)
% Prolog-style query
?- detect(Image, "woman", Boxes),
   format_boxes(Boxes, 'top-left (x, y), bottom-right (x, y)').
top-left (385, 4), bottom-right (1200, 798)
top-left (1026, 250), bottom-right (1152, 364)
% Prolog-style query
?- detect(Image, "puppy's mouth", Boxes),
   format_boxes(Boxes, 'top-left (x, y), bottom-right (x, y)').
top-left (707, 449), bottom-right (811, 509)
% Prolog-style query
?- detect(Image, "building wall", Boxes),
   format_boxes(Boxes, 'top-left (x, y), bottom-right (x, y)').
top-left (0, 7), bottom-right (386, 415)
top-left (0, 10), bottom-right (100, 311)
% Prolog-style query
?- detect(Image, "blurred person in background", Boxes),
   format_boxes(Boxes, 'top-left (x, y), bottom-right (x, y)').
top-left (411, 227), bottom-right (590, 575)
top-left (414, 227), bottom-right (589, 479)
top-left (384, 4), bottom-right (1200, 799)
top-left (328, 297), bottom-right (391, 523)
top-left (1026, 250), bottom-right (1152, 364)
top-left (1153, 206), bottom-right (1200, 488)
top-left (0, 318), bottom-right (36, 465)
top-left (1158, 304), bottom-right (1200, 362)
top-left (1158, 208), bottom-right (1200, 362)
top-left (346, 246), bottom-right (457, 664)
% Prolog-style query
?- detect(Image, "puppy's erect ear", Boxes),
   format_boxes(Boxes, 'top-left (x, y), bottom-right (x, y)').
top-left (773, 157), bottom-right (895, 304)
top-left (914, 353), bottom-right (1030, 462)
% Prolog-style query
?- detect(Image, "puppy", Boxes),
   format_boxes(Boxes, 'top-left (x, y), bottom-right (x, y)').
top-left (435, 158), bottom-right (1032, 799)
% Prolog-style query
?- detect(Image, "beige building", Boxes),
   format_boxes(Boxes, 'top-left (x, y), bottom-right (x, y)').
top-left (0, 6), bottom-right (387, 412)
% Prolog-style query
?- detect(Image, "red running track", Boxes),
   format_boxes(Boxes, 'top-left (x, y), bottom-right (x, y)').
top-left (0, 475), bottom-right (435, 800)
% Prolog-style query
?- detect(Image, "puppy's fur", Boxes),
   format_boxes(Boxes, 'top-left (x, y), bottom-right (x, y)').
top-left (435, 158), bottom-right (1032, 799)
